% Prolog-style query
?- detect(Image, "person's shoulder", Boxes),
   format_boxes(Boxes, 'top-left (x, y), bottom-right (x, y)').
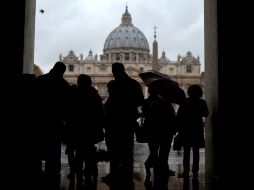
top-left (128, 77), bottom-right (137, 82)
top-left (128, 77), bottom-right (140, 85)
top-left (36, 73), bottom-right (47, 80)
top-left (90, 86), bottom-right (99, 94)
top-left (34, 74), bottom-right (49, 84)
top-left (184, 97), bottom-right (192, 105)
top-left (63, 78), bottom-right (70, 85)
top-left (107, 80), bottom-right (115, 85)
top-left (58, 77), bottom-right (69, 87)
top-left (199, 98), bottom-right (207, 104)
top-left (87, 86), bottom-right (100, 97)
top-left (108, 80), bottom-right (115, 83)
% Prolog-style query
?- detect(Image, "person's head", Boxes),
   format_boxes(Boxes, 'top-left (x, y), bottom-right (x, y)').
top-left (112, 62), bottom-right (126, 80)
top-left (50, 61), bottom-right (66, 77)
top-left (187, 84), bottom-right (203, 98)
top-left (77, 74), bottom-right (92, 88)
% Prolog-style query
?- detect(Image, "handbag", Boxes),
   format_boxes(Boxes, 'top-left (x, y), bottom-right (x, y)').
top-left (135, 117), bottom-right (149, 143)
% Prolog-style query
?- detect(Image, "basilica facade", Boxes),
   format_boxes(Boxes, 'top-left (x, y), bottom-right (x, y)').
top-left (60, 6), bottom-right (202, 101)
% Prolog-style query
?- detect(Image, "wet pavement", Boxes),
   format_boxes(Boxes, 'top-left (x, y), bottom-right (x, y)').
top-left (58, 141), bottom-right (205, 190)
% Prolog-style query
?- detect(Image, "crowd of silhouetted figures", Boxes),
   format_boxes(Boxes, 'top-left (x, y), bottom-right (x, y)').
top-left (15, 62), bottom-right (208, 190)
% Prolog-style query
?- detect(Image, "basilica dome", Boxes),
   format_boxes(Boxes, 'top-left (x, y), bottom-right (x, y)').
top-left (103, 6), bottom-right (150, 52)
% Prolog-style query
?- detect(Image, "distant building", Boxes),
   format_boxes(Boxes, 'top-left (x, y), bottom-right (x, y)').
top-left (60, 6), bottom-right (202, 101)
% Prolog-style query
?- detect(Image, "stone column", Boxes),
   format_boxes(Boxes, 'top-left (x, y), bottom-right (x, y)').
top-left (109, 54), bottom-right (111, 63)
top-left (137, 53), bottom-right (139, 63)
top-left (23, 0), bottom-right (36, 74)
top-left (205, 0), bottom-right (242, 189)
top-left (205, 0), bottom-right (219, 188)
top-left (121, 53), bottom-right (124, 62)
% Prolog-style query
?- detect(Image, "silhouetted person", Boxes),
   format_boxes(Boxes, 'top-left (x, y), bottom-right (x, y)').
top-left (142, 84), bottom-right (176, 190)
top-left (17, 74), bottom-right (43, 190)
top-left (183, 177), bottom-right (199, 190)
top-left (63, 84), bottom-right (77, 190)
top-left (177, 84), bottom-right (209, 180)
top-left (35, 62), bottom-right (70, 190)
top-left (64, 74), bottom-right (104, 190)
top-left (103, 62), bottom-right (144, 190)
top-left (183, 178), bottom-right (190, 190)
top-left (103, 81), bottom-right (114, 164)
top-left (63, 84), bottom-right (78, 182)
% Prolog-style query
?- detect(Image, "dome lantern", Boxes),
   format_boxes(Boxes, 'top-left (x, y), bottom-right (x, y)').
top-left (121, 6), bottom-right (132, 26)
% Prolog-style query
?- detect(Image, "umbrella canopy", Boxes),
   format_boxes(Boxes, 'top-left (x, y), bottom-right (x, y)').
top-left (139, 70), bottom-right (186, 105)
top-left (138, 70), bottom-right (177, 86)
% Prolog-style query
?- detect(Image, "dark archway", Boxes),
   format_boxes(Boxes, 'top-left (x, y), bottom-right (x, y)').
top-left (7, 0), bottom-right (247, 189)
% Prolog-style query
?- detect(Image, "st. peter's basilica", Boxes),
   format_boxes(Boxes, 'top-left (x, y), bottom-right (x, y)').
top-left (59, 6), bottom-right (202, 101)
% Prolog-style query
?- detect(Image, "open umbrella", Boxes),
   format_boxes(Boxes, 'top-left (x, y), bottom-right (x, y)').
top-left (138, 70), bottom-right (186, 105)
top-left (138, 70), bottom-right (176, 85)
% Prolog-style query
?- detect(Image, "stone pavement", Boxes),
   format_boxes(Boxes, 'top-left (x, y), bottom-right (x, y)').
top-left (58, 142), bottom-right (205, 190)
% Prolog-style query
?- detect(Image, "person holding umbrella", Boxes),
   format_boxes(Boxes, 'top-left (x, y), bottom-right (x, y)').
top-left (138, 70), bottom-right (186, 188)
top-left (141, 81), bottom-right (177, 190)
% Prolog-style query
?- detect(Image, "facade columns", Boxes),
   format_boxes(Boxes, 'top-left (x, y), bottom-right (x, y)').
top-left (109, 54), bottom-right (111, 63)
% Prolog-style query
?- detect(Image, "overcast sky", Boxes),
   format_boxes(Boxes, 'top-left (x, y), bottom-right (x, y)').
top-left (35, 0), bottom-right (204, 73)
